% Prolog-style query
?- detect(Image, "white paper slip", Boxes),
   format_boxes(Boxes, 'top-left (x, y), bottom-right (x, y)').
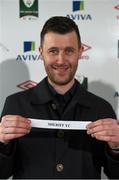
top-left (30, 119), bottom-right (91, 130)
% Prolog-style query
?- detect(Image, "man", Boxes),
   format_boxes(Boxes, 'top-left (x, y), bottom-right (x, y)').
top-left (0, 16), bottom-right (119, 179)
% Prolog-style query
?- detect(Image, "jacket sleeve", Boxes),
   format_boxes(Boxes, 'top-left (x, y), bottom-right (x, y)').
top-left (97, 100), bottom-right (119, 179)
top-left (0, 96), bottom-right (18, 179)
top-left (0, 141), bottom-right (16, 179)
top-left (1, 95), bottom-right (20, 117)
top-left (104, 145), bottom-right (119, 179)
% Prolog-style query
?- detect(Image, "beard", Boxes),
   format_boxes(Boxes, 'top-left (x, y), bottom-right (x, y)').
top-left (44, 62), bottom-right (78, 86)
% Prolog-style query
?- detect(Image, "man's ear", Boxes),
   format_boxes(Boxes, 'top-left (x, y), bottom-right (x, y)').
top-left (39, 47), bottom-right (43, 60)
top-left (78, 45), bottom-right (84, 58)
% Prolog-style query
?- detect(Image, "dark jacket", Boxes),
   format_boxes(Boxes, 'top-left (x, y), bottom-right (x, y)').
top-left (0, 77), bottom-right (118, 179)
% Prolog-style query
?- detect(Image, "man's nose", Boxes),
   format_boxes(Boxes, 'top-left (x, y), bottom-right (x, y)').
top-left (57, 51), bottom-right (66, 64)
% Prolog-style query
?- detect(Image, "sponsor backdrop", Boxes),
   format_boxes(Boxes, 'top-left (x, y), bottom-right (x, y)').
top-left (0, 0), bottom-right (119, 115)
top-left (0, 0), bottom-right (118, 116)
top-left (0, 0), bottom-right (119, 178)
top-left (0, 0), bottom-right (119, 117)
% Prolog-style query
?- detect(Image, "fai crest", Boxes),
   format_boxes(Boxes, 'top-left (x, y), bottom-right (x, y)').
top-left (23, 0), bottom-right (35, 8)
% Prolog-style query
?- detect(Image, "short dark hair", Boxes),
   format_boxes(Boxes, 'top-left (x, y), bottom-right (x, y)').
top-left (40, 16), bottom-right (81, 48)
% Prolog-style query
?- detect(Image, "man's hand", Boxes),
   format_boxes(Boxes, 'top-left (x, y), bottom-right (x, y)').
top-left (0, 115), bottom-right (31, 144)
top-left (87, 118), bottom-right (119, 149)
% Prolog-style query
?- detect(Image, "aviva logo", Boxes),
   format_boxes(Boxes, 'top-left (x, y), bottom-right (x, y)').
top-left (16, 41), bottom-right (40, 61)
top-left (24, 41), bottom-right (35, 52)
top-left (73, 1), bottom-right (84, 12)
top-left (67, 0), bottom-right (92, 21)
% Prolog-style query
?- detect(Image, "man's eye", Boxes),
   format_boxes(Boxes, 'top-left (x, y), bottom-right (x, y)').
top-left (49, 49), bottom-right (58, 54)
top-left (65, 48), bottom-right (74, 55)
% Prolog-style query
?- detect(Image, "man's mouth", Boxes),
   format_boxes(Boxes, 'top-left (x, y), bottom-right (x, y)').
top-left (52, 65), bottom-right (69, 71)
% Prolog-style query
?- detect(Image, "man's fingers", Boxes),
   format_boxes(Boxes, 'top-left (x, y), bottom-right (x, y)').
top-left (86, 118), bottom-right (119, 143)
top-left (2, 119), bottom-right (31, 129)
top-left (1, 127), bottom-right (31, 134)
top-left (2, 115), bottom-right (30, 123)
top-left (1, 133), bottom-right (29, 142)
top-left (0, 115), bottom-right (31, 143)
top-left (1, 115), bottom-right (31, 129)
top-left (87, 118), bottom-right (117, 129)
top-left (91, 134), bottom-right (119, 142)
top-left (87, 118), bottom-right (119, 135)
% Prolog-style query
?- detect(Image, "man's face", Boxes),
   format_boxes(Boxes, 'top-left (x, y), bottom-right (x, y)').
top-left (40, 31), bottom-right (82, 86)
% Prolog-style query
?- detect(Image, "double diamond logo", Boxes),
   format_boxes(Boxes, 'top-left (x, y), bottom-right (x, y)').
top-left (17, 80), bottom-right (37, 90)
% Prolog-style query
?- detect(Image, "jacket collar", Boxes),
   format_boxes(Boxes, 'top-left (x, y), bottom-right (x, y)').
top-left (30, 77), bottom-right (92, 108)
top-left (72, 82), bottom-right (92, 108)
top-left (30, 77), bottom-right (53, 104)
